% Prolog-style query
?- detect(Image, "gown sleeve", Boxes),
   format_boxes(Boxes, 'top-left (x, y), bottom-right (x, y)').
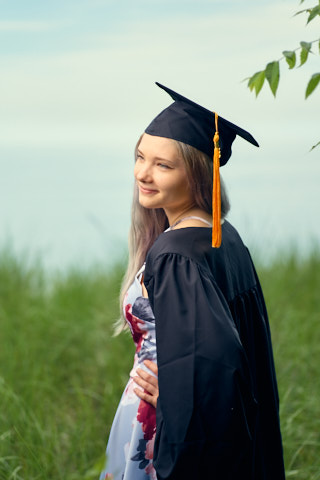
top-left (144, 252), bottom-right (258, 480)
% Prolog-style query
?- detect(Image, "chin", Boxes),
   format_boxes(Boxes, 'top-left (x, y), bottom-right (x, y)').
top-left (138, 195), bottom-right (161, 210)
top-left (139, 201), bottom-right (160, 210)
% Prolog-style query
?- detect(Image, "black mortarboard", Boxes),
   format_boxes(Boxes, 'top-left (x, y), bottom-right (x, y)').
top-left (144, 82), bottom-right (259, 247)
top-left (145, 82), bottom-right (259, 167)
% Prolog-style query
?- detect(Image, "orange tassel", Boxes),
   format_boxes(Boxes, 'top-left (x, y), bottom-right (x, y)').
top-left (212, 112), bottom-right (221, 248)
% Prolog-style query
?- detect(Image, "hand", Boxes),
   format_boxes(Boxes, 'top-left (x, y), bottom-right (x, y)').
top-left (133, 360), bottom-right (159, 408)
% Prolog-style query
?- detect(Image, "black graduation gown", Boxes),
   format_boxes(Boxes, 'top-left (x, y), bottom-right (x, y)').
top-left (144, 221), bottom-right (285, 480)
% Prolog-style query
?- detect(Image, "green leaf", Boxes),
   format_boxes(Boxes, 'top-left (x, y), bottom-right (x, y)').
top-left (293, 8), bottom-right (309, 16)
top-left (300, 41), bottom-right (312, 66)
top-left (300, 41), bottom-right (312, 52)
top-left (265, 61), bottom-right (280, 96)
top-left (283, 50), bottom-right (296, 69)
top-left (247, 70), bottom-right (266, 96)
top-left (310, 140), bottom-right (320, 151)
top-left (307, 5), bottom-right (320, 23)
top-left (300, 47), bottom-right (309, 66)
top-left (305, 72), bottom-right (320, 98)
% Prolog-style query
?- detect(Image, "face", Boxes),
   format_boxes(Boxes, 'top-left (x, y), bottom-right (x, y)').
top-left (134, 134), bottom-right (192, 215)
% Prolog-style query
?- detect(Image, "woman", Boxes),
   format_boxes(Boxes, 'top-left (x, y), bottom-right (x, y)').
top-left (100, 83), bottom-right (285, 480)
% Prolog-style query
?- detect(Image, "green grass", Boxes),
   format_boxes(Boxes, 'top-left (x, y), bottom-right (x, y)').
top-left (0, 250), bottom-right (133, 480)
top-left (259, 250), bottom-right (320, 479)
top-left (0, 247), bottom-right (319, 479)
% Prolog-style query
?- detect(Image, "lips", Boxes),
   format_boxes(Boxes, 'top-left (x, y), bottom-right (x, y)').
top-left (138, 185), bottom-right (158, 194)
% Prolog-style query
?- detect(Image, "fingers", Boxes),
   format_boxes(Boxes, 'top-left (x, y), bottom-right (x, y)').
top-left (133, 368), bottom-right (158, 395)
top-left (133, 362), bottom-right (159, 409)
top-left (134, 387), bottom-right (157, 408)
top-left (143, 359), bottom-right (158, 375)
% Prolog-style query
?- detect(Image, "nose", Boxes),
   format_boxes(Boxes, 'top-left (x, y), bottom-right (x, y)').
top-left (134, 160), bottom-right (152, 182)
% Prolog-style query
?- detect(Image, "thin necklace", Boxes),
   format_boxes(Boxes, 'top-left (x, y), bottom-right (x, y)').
top-left (169, 215), bottom-right (212, 230)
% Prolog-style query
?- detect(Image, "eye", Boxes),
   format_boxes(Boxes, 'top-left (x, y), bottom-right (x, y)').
top-left (158, 163), bottom-right (171, 169)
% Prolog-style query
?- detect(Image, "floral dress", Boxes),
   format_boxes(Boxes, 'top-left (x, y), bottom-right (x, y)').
top-left (100, 264), bottom-right (157, 480)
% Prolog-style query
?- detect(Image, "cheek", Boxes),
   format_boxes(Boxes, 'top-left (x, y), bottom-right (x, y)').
top-left (173, 173), bottom-right (189, 194)
top-left (166, 174), bottom-right (191, 201)
top-left (133, 163), bottom-right (139, 179)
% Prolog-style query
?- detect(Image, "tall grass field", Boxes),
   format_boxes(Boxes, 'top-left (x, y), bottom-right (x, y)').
top-left (0, 248), bottom-right (319, 479)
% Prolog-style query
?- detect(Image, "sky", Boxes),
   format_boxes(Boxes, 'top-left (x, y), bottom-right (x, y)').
top-left (0, 0), bottom-right (319, 270)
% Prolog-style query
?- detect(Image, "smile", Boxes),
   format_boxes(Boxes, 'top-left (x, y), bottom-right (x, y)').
top-left (138, 185), bottom-right (158, 195)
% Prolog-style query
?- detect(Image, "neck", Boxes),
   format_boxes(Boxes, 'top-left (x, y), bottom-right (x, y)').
top-left (164, 206), bottom-right (211, 226)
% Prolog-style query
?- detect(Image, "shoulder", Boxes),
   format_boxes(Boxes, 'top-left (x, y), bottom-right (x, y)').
top-left (146, 221), bottom-right (247, 266)
top-left (145, 227), bottom-right (212, 276)
top-left (144, 221), bottom-right (258, 300)
top-left (144, 228), bottom-right (210, 292)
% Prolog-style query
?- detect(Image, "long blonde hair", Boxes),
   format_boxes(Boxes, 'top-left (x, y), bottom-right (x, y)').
top-left (115, 134), bottom-right (230, 332)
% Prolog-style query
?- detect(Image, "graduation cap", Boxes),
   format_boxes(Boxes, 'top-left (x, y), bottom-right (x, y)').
top-left (145, 82), bottom-right (259, 247)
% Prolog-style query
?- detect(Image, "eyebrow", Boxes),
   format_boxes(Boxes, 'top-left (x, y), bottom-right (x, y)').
top-left (137, 149), bottom-right (174, 164)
